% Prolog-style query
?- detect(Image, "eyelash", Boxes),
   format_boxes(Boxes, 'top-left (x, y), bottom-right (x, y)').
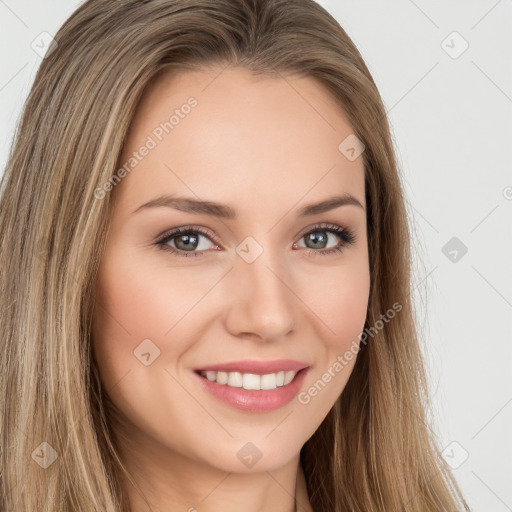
top-left (155, 222), bottom-right (356, 258)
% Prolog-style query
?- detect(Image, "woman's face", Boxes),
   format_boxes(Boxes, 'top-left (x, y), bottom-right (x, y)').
top-left (92, 65), bottom-right (370, 475)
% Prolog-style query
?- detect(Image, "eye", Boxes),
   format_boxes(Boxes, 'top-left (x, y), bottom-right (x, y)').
top-left (293, 223), bottom-right (356, 256)
top-left (155, 226), bottom-right (218, 258)
top-left (155, 222), bottom-right (356, 258)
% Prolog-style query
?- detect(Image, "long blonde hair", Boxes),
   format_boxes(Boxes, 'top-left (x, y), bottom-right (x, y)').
top-left (0, 0), bottom-right (469, 510)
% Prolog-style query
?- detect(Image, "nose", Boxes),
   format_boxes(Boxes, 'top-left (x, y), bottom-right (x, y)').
top-left (223, 246), bottom-right (297, 342)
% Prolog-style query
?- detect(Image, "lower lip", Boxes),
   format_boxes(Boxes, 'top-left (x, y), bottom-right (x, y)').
top-left (194, 368), bottom-right (310, 412)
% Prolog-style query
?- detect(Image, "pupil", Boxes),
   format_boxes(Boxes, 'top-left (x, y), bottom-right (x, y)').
top-left (307, 231), bottom-right (326, 249)
top-left (176, 233), bottom-right (198, 251)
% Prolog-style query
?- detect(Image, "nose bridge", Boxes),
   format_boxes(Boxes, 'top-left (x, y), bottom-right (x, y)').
top-left (224, 237), bottom-right (296, 340)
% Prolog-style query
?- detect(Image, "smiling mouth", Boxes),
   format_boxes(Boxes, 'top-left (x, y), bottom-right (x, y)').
top-left (195, 368), bottom-right (306, 391)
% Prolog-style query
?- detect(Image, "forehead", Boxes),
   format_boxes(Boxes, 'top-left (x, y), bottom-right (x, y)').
top-left (114, 65), bottom-right (365, 217)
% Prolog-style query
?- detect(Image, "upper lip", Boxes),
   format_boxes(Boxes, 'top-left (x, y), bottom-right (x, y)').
top-left (194, 359), bottom-right (310, 375)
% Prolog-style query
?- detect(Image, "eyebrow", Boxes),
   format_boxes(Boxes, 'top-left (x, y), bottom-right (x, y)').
top-left (131, 193), bottom-right (365, 219)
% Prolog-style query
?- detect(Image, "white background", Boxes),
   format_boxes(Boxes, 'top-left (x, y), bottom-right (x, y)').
top-left (1, 1), bottom-right (511, 510)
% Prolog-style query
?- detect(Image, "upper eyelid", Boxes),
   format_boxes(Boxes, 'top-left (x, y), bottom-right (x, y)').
top-left (156, 225), bottom-right (218, 246)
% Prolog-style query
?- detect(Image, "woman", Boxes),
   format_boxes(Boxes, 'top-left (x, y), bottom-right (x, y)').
top-left (0, 0), bottom-right (469, 511)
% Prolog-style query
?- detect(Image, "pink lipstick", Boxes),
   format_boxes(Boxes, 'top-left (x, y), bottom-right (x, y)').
top-left (193, 359), bottom-right (310, 413)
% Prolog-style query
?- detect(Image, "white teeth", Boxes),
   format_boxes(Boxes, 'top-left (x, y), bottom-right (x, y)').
top-left (283, 370), bottom-right (296, 385)
top-left (199, 369), bottom-right (299, 390)
top-left (227, 371), bottom-right (243, 387)
top-left (243, 373), bottom-right (260, 390)
top-left (260, 373), bottom-right (276, 390)
top-left (216, 371), bottom-right (228, 384)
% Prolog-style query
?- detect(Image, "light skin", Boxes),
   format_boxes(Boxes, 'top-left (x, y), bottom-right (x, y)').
top-left (92, 65), bottom-right (370, 512)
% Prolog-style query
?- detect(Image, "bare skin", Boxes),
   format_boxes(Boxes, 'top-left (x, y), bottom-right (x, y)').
top-left (92, 65), bottom-right (370, 512)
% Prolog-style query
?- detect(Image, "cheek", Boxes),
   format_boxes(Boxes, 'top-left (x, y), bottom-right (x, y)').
top-left (91, 257), bottom-right (177, 382)
top-left (91, 248), bottom-right (231, 389)
top-left (301, 255), bottom-right (370, 347)
top-left (293, 258), bottom-right (370, 419)
top-left (324, 262), bottom-right (370, 373)
top-left (90, 254), bottom-right (225, 451)
top-left (95, 250), bottom-right (218, 353)
top-left (326, 267), bottom-right (369, 344)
